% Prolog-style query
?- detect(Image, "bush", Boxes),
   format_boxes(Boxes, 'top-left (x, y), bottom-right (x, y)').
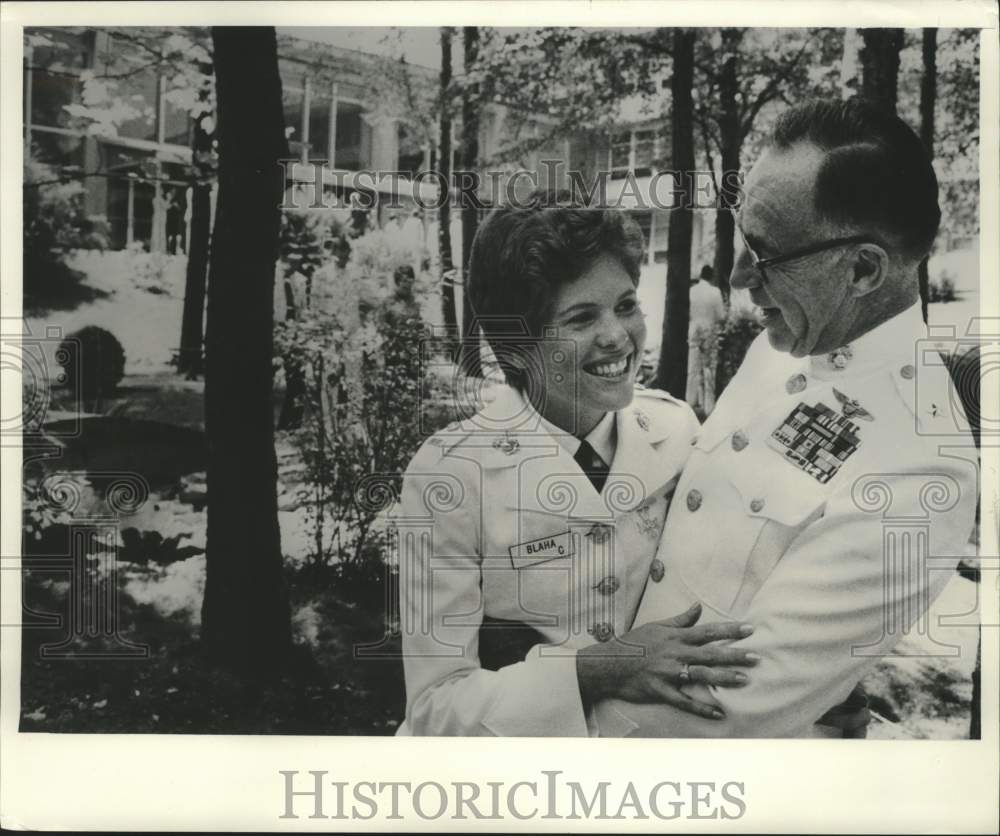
top-left (928, 274), bottom-right (958, 303)
top-left (276, 226), bottom-right (432, 570)
top-left (23, 155), bottom-right (109, 266)
top-left (715, 307), bottom-right (764, 398)
top-left (58, 326), bottom-right (126, 403)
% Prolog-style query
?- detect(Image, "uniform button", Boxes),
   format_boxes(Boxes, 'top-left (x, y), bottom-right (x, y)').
top-left (596, 576), bottom-right (620, 596)
top-left (786, 373), bottom-right (807, 394)
top-left (750, 497), bottom-right (766, 513)
top-left (731, 430), bottom-right (749, 451)
top-left (900, 364), bottom-right (915, 380)
top-left (586, 522), bottom-right (612, 542)
top-left (686, 489), bottom-right (703, 512)
top-left (649, 559), bottom-right (665, 583)
top-left (590, 622), bottom-right (614, 642)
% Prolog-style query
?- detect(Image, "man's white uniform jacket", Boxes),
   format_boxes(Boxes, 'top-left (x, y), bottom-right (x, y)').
top-left (594, 304), bottom-right (979, 737)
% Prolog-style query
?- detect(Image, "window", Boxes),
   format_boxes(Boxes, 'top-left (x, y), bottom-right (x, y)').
top-left (283, 86), bottom-right (305, 158)
top-left (397, 122), bottom-right (425, 175)
top-left (116, 68), bottom-right (159, 142)
top-left (335, 101), bottom-right (370, 170)
top-left (610, 130), bottom-right (631, 176)
top-left (27, 29), bottom-right (88, 131)
top-left (634, 129), bottom-right (656, 174)
top-left (29, 69), bottom-right (80, 130)
top-left (307, 95), bottom-right (331, 162)
top-left (30, 129), bottom-right (85, 170)
top-left (163, 93), bottom-right (192, 146)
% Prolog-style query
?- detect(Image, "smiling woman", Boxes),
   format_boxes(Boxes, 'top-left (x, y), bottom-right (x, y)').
top-left (393, 190), bottom-right (761, 737)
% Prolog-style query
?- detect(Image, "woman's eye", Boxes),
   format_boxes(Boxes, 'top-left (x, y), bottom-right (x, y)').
top-left (617, 298), bottom-right (639, 315)
top-left (565, 312), bottom-right (595, 326)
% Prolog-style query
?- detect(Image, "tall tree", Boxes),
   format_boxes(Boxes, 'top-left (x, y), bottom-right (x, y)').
top-left (656, 29), bottom-right (695, 398)
top-left (177, 63), bottom-right (215, 377)
top-left (201, 26), bottom-right (291, 675)
top-left (460, 26), bottom-right (482, 376)
top-left (438, 27), bottom-right (458, 330)
top-left (693, 29), bottom-right (834, 300)
top-left (917, 27), bottom-right (937, 324)
top-left (859, 28), bottom-right (905, 113)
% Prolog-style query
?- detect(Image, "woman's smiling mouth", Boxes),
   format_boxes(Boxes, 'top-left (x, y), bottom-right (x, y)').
top-left (584, 353), bottom-right (632, 380)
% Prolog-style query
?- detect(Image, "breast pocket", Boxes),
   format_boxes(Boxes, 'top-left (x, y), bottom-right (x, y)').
top-left (676, 461), bottom-right (827, 617)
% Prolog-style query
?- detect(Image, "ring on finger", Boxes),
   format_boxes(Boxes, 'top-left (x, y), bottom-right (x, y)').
top-left (679, 662), bottom-right (692, 684)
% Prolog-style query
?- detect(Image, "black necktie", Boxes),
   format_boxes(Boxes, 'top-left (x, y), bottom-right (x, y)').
top-left (574, 439), bottom-right (609, 495)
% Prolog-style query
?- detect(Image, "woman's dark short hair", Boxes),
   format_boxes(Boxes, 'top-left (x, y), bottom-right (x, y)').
top-left (770, 97), bottom-right (940, 260)
top-left (468, 190), bottom-right (645, 389)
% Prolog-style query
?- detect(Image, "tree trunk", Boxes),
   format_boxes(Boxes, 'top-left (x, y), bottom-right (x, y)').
top-left (177, 89), bottom-right (214, 378)
top-left (859, 28), bottom-right (904, 114)
top-left (201, 26), bottom-right (292, 676)
top-left (712, 29), bottom-right (743, 303)
top-left (917, 27), bottom-right (937, 325)
top-left (438, 27), bottom-right (457, 331)
top-left (460, 26), bottom-right (481, 377)
top-left (656, 29), bottom-right (695, 399)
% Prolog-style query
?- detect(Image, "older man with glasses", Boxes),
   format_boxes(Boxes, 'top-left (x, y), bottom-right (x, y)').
top-left (587, 97), bottom-right (979, 738)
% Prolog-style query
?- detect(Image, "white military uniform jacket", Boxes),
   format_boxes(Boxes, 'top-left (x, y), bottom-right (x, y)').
top-left (595, 304), bottom-right (979, 737)
top-left (394, 384), bottom-right (699, 736)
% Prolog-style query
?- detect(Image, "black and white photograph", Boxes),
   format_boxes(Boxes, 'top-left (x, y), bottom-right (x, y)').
top-left (2, 1), bottom-right (997, 831)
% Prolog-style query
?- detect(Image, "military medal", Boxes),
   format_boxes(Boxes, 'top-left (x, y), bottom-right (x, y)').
top-left (492, 433), bottom-right (520, 454)
top-left (832, 387), bottom-right (874, 422)
top-left (768, 400), bottom-right (862, 484)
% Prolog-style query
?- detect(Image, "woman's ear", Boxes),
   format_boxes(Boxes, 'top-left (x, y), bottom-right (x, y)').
top-left (849, 244), bottom-right (889, 297)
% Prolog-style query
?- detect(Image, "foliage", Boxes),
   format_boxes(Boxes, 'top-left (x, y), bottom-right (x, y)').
top-left (23, 156), bottom-right (110, 264)
top-left (58, 325), bottom-right (127, 401)
top-left (22, 473), bottom-right (92, 543)
top-left (927, 274), bottom-right (958, 303)
top-left (715, 307), bottom-right (763, 397)
top-left (279, 208), bottom-right (352, 290)
top-left (275, 227), bottom-right (433, 569)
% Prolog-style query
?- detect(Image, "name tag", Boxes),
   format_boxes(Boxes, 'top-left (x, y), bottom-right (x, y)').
top-left (508, 531), bottom-right (573, 569)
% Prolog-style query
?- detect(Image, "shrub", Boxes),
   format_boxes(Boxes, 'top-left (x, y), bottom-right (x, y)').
top-left (23, 155), bottom-right (109, 265)
top-left (928, 274), bottom-right (958, 303)
top-left (57, 326), bottom-right (126, 403)
top-left (715, 307), bottom-right (764, 398)
top-left (276, 226), bottom-right (432, 570)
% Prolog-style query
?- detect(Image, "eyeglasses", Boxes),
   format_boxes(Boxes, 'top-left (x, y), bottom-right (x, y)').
top-left (732, 210), bottom-right (881, 285)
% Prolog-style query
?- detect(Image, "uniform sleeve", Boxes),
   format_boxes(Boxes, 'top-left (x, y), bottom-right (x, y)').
top-left (397, 444), bottom-right (589, 737)
top-left (622, 448), bottom-right (977, 737)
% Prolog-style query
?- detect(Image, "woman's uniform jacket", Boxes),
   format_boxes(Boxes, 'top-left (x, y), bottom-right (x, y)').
top-left (393, 383), bottom-right (699, 736)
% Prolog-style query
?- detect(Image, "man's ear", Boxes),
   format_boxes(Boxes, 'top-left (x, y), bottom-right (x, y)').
top-left (849, 244), bottom-right (889, 297)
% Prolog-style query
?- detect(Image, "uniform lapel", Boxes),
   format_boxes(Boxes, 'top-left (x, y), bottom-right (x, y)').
top-left (607, 400), bottom-right (683, 513)
top-left (478, 387), bottom-right (610, 521)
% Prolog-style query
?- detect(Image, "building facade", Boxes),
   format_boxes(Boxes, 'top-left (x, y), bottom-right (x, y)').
top-left (24, 26), bottom-right (706, 268)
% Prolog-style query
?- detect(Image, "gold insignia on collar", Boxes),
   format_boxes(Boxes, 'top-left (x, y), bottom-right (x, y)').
top-left (828, 345), bottom-right (853, 370)
top-left (832, 387), bottom-right (874, 421)
top-left (492, 433), bottom-right (520, 455)
top-left (635, 410), bottom-right (650, 431)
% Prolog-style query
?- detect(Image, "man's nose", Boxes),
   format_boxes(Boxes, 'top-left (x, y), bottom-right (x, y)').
top-left (729, 250), bottom-right (761, 291)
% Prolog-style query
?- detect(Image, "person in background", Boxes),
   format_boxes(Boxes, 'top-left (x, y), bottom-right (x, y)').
top-left (685, 264), bottom-right (727, 416)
